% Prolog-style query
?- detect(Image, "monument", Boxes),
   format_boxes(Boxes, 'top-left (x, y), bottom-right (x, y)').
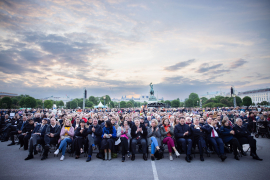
top-left (149, 82), bottom-right (157, 101)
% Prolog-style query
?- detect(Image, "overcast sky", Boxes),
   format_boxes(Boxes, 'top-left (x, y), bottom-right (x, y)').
top-left (0, 0), bottom-right (270, 100)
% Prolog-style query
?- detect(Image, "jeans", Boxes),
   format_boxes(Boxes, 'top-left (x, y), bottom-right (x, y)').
top-left (209, 137), bottom-right (224, 155)
top-left (162, 137), bottom-right (175, 153)
top-left (151, 137), bottom-right (158, 154)
top-left (58, 138), bottom-right (72, 156)
top-left (131, 138), bottom-right (147, 154)
top-left (177, 138), bottom-right (192, 155)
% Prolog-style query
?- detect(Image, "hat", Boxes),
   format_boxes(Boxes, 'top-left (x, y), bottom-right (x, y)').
top-left (42, 118), bottom-right (48, 121)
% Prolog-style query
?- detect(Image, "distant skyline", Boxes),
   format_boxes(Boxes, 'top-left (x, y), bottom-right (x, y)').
top-left (0, 0), bottom-right (270, 100)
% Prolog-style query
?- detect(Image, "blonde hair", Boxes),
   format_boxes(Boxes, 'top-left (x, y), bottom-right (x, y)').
top-left (151, 119), bottom-right (158, 126)
top-left (63, 119), bottom-right (71, 127)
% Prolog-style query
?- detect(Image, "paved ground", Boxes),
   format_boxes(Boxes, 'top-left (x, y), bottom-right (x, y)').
top-left (0, 137), bottom-right (269, 180)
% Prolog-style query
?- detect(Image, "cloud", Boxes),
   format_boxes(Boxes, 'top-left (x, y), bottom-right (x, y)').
top-left (196, 63), bottom-right (223, 73)
top-left (164, 59), bottom-right (196, 71)
top-left (230, 59), bottom-right (248, 68)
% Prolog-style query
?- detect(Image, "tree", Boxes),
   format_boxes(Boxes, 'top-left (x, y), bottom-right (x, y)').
top-left (24, 97), bottom-right (37, 108)
top-left (89, 96), bottom-right (97, 105)
top-left (171, 100), bottom-right (180, 107)
top-left (44, 100), bottom-right (53, 109)
top-left (36, 99), bottom-right (42, 108)
top-left (109, 101), bottom-right (114, 108)
top-left (58, 100), bottom-right (64, 107)
top-left (185, 99), bottom-right (193, 107)
top-left (242, 96), bottom-right (252, 106)
top-left (189, 93), bottom-right (199, 101)
top-left (201, 97), bottom-right (208, 105)
top-left (126, 101), bottom-right (133, 108)
top-left (259, 101), bottom-right (269, 105)
top-left (19, 97), bottom-right (26, 107)
top-left (214, 96), bottom-right (225, 103)
top-left (70, 100), bottom-right (77, 109)
top-left (235, 96), bottom-right (243, 106)
top-left (86, 101), bottom-right (93, 108)
top-left (120, 101), bottom-right (126, 108)
top-left (1, 97), bottom-right (12, 109)
top-left (164, 100), bottom-right (171, 106)
top-left (205, 98), bottom-right (217, 104)
top-left (220, 98), bottom-right (233, 107)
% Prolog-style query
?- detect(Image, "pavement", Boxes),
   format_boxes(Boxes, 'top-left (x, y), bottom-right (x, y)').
top-left (0, 137), bottom-right (269, 180)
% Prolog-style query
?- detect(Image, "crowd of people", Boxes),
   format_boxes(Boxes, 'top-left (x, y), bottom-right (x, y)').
top-left (0, 106), bottom-right (269, 163)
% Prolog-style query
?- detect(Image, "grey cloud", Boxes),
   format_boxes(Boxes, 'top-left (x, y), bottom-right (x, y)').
top-left (196, 63), bottom-right (223, 73)
top-left (164, 59), bottom-right (196, 71)
top-left (230, 59), bottom-right (248, 69)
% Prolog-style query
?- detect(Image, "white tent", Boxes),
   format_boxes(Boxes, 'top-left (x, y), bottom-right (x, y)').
top-left (94, 102), bottom-right (107, 108)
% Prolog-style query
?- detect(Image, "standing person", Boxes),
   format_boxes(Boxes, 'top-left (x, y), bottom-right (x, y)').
top-left (41, 118), bottom-right (61, 160)
top-left (86, 118), bottom-right (103, 162)
top-left (25, 118), bottom-right (48, 160)
top-left (174, 117), bottom-right (193, 162)
top-left (131, 117), bottom-right (148, 161)
top-left (117, 120), bottom-right (131, 162)
top-left (74, 120), bottom-right (88, 159)
top-left (160, 118), bottom-right (180, 161)
top-left (100, 120), bottom-right (117, 161)
top-left (54, 120), bottom-right (74, 161)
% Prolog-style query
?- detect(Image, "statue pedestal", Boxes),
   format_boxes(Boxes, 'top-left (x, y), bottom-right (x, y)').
top-left (148, 95), bottom-right (157, 102)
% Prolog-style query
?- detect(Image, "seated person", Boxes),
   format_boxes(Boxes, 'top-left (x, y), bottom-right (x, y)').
top-left (54, 119), bottom-right (74, 161)
top-left (131, 117), bottom-right (147, 161)
top-left (86, 118), bottom-right (102, 162)
top-left (248, 112), bottom-right (257, 133)
top-left (25, 118), bottom-right (48, 160)
top-left (233, 118), bottom-right (262, 161)
top-left (204, 118), bottom-right (227, 162)
top-left (1, 114), bottom-right (12, 142)
top-left (117, 120), bottom-right (131, 162)
top-left (100, 120), bottom-right (117, 161)
top-left (220, 119), bottom-right (243, 160)
top-left (72, 117), bottom-right (80, 130)
top-left (18, 118), bottom-right (35, 150)
top-left (7, 116), bottom-right (27, 145)
top-left (74, 120), bottom-right (88, 159)
top-left (148, 119), bottom-right (162, 161)
top-left (174, 117), bottom-right (192, 162)
top-left (191, 117), bottom-right (208, 161)
top-left (41, 118), bottom-right (61, 160)
top-left (160, 118), bottom-right (180, 161)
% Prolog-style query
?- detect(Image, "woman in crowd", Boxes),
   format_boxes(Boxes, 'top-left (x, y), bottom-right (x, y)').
top-left (100, 120), bottom-right (117, 161)
top-left (117, 120), bottom-right (131, 162)
top-left (54, 120), bottom-right (74, 161)
top-left (173, 117), bottom-right (180, 127)
top-left (147, 119), bottom-right (161, 161)
top-left (72, 117), bottom-right (80, 130)
top-left (220, 119), bottom-right (243, 160)
top-left (74, 120), bottom-right (88, 159)
top-left (160, 118), bottom-right (180, 160)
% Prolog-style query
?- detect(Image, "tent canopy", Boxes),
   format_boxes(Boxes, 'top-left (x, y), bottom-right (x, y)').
top-left (94, 102), bottom-right (107, 108)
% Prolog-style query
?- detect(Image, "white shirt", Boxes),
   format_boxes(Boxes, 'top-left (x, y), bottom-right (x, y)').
top-left (210, 125), bottom-right (218, 137)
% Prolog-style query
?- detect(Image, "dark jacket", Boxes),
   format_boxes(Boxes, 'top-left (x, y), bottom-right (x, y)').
top-left (45, 124), bottom-right (61, 139)
top-left (203, 124), bottom-right (221, 139)
top-left (87, 124), bottom-right (103, 138)
top-left (233, 125), bottom-right (250, 139)
top-left (174, 123), bottom-right (191, 139)
top-left (32, 124), bottom-right (48, 137)
top-left (190, 124), bottom-right (206, 140)
top-left (75, 127), bottom-right (88, 138)
top-left (220, 126), bottom-right (233, 143)
top-left (131, 124), bottom-right (147, 139)
top-left (22, 122), bottom-right (35, 134)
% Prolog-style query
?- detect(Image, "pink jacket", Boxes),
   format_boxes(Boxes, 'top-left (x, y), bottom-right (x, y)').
top-left (58, 126), bottom-right (75, 143)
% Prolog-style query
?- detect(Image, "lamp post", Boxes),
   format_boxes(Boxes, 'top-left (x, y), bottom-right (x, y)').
top-left (197, 100), bottom-right (199, 107)
top-left (103, 96), bottom-right (106, 108)
top-left (232, 94), bottom-right (236, 108)
top-left (200, 99), bottom-right (202, 108)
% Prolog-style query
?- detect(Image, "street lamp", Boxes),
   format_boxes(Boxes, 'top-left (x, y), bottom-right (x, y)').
top-left (197, 100), bottom-right (199, 107)
top-left (200, 99), bottom-right (202, 108)
top-left (103, 96), bottom-right (106, 108)
top-left (109, 101), bottom-right (110, 109)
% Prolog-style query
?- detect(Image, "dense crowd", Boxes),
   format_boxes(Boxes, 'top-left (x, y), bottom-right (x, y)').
top-left (0, 106), bottom-right (269, 163)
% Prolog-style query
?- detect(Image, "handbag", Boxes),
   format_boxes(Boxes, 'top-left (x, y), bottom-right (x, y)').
top-left (61, 135), bottom-right (70, 140)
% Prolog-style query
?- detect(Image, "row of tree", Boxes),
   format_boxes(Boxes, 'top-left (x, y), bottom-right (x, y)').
top-left (0, 95), bottom-right (64, 109)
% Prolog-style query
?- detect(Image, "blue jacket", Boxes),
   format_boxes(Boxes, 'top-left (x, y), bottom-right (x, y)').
top-left (101, 126), bottom-right (117, 139)
top-left (220, 126), bottom-right (233, 143)
top-left (174, 124), bottom-right (191, 139)
top-left (32, 124), bottom-right (48, 138)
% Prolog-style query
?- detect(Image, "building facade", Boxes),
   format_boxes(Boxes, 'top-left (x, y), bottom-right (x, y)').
top-left (238, 88), bottom-right (270, 104)
top-left (111, 95), bottom-right (164, 102)
top-left (0, 92), bottom-right (18, 99)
